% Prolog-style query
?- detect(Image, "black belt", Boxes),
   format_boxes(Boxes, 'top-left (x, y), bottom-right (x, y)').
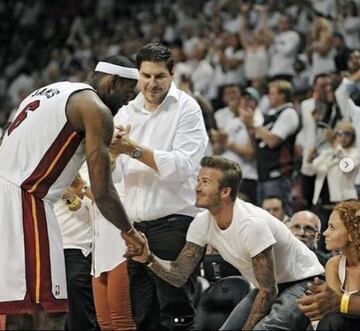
top-left (134, 214), bottom-right (193, 229)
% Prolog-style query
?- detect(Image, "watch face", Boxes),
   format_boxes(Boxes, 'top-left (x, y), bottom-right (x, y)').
top-left (131, 147), bottom-right (142, 159)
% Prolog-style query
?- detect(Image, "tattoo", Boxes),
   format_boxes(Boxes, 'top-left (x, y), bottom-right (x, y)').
top-left (100, 111), bottom-right (114, 147)
top-left (149, 242), bottom-right (205, 287)
top-left (85, 109), bottom-right (131, 232)
top-left (243, 246), bottom-right (278, 330)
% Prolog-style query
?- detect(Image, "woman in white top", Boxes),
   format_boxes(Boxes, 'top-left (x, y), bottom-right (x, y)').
top-left (318, 200), bottom-right (360, 329)
top-left (309, 16), bottom-right (336, 76)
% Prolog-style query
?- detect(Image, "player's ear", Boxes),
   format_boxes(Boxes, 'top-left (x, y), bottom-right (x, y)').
top-left (110, 75), bottom-right (121, 89)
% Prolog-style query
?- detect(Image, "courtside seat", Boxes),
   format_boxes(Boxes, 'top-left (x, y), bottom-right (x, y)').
top-left (193, 276), bottom-right (251, 330)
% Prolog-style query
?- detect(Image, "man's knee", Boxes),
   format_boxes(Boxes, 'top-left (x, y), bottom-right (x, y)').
top-left (317, 313), bottom-right (348, 331)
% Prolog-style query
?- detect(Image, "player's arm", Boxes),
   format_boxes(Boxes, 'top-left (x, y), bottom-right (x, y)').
top-left (130, 237), bottom-right (205, 288)
top-left (66, 90), bottom-right (132, 232)
top-left (243, 245), bottom-right (278, 330)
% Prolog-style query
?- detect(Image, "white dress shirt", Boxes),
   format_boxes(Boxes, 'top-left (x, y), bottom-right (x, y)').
top-left (113, 82), bottom-right (208, 222)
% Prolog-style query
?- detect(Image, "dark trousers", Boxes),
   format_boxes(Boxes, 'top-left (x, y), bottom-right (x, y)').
top-left (317, 313), bottom-right (360, 330)
top-left (64, 249), bottom-right (99, 331)
top-left (128, 215), bottom-right (196, 331)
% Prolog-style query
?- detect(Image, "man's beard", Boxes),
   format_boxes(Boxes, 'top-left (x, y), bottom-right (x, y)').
top-left (100, 92), bottom-right (124, 116)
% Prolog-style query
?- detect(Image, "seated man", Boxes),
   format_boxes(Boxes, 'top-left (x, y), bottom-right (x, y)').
top-left (261, 195), bottom-right (290, 226)
top-left (289, 211), bottom-right (330, 267)
top-left (128, 156), bottom-right (324, 330)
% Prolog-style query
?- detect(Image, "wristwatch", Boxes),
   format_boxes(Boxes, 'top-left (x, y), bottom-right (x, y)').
top-left (130, 145), bottom-right (143, 159)
top-left (144, 251), bottom-right (155, 267)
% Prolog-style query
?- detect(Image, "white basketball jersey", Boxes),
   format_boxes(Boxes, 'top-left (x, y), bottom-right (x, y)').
top-left (0, 81), bottom-right (94, 202)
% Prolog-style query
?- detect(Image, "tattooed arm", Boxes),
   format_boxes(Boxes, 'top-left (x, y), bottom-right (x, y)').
top-left (242, 245), bottom-right (278, 330)
top-left (131, 237), bottom-right (205, 288)
top-left (66, 90), bottom-right (145, 254)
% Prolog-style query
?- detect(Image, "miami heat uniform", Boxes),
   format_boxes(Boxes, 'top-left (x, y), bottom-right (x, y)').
top-left (0, 81), bottom-right (94, 314)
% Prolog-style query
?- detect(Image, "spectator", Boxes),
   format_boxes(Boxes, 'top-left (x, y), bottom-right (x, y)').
top-left (308, 15), bottom-right (336, 76)
top-left (212, 87), bottom-right (261, 204)
top-left (297, 200), bottom-right (360, 330)
top-left (54, 169), bottom-right (99, 331)
top-left (128, 156), bottom-right (324, 330)
top-left (262, 195), bottom-right (290, 226)
top-left (109, 42), bottom-right (208, 330)
top-left (289, 211), bottom-right (330, 266)
top-left (303, 121), bottom-right (360, 250)
top-left (268, 14), bottom-right (301, 80)
top-left (335, 49), bottom-right (360, 196)
top-left (242, 80), bottom-right (300, 215)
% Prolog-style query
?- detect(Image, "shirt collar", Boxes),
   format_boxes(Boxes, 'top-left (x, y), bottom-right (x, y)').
top-left (131, 82), bottom-right (179, 112)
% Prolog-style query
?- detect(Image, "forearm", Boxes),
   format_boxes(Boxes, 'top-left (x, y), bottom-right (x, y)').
top-left (227, 141), bottom-right (254, 160)
top-left (146, 242), bottom-right (205, 287)
top-left (243, 287), bottom-right (278, 330)
top-left (95, 185), bottom-right (132, 232)
top-left (148, 256), bottom-right (195, 288)
top-left (87, 147), bottom-right (131, 232)
top-left (254, 127), bottom-right (282, 148)
top-left (136, 145), bottom-right (158, 171)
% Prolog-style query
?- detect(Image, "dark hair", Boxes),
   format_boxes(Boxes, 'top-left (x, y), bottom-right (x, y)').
top-left (262, 195), bottom-right (285, 208)
top-left (136, 42), bottom-right (174, 74)
top-left (200, 156), bottom-right (242, 201)
top-left (313, 73), bottom-right (329, 86)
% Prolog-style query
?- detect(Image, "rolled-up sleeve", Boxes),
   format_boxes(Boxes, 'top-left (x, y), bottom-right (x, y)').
top-left (153, 103), bottom-right (208, 181)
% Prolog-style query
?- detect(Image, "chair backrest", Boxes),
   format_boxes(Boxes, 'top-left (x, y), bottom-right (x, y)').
top-left (202, 254), bottom-right (241, 283)
top-left (193, 276), bottom-right (251, 331)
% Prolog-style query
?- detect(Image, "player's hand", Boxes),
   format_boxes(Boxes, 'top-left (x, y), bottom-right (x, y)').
top-left (121, 228), bottom-right (145, 257)
top-left (125, 232), bottom-right (151, 263)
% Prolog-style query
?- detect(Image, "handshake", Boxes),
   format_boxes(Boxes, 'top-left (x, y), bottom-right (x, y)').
top-left (121, 227), bottom-right (151, 262)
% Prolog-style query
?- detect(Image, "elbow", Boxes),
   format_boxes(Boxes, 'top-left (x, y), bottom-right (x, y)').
top-left (172, 276), bottom-right (188, 288)
top-left (260, 285), bottom-right (278, 301)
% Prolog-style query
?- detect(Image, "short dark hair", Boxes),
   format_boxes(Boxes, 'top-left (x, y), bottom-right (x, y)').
top-left (313, 73), bottom-right (329, 86)
top-left (136, 42), bottom-right (174, 74)
top-left (200, 156), bottom-right (242, 201)
top-left (262, 195), bottom-right (284, 208)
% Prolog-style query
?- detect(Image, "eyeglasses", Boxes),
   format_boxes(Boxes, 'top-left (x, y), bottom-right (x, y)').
top-left (335, 131), bottom-right (354, 137)
top-left (290, 224), bottom-right (318, 235)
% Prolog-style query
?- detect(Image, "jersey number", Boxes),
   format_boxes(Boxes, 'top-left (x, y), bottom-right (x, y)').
top-left (7, 100), bottom-right (40, 135)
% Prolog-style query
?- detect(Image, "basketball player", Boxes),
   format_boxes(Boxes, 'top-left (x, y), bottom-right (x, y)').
top-left (0, 55), bottom-right (144, 329)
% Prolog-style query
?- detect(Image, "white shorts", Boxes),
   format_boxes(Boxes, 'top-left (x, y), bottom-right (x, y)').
top-left (0, 177), bottom-right (67, 314)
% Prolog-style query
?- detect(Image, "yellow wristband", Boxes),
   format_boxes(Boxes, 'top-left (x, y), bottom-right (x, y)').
top-left (67, 196), bottom-right (81, 210)
top-left (340, 293), bottom-right (351, 314)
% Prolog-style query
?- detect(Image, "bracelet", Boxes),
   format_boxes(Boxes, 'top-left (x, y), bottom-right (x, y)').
top-left (127, 227), bottom-right (135, 234)
top-left (340, 293), bottom-right (351, 314)
top-left (144, 251), bottom-right (154, 267)
top-left (67, 196), bottom-right (81, 210)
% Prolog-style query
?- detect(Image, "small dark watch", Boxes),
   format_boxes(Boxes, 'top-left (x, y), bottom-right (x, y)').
top-left (130, 146), bottom-right (143, 159)
top-left (143, 251), bottom-right (154, 266)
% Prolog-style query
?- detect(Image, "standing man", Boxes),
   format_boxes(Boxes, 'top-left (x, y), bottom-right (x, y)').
top-left (128, 156), bottom-right (324, 330)
top-left (242, 80), bottom-right (300, 215)
top-left (0, 55), bottom-right (144, 329)
top-left (110, 42), bottom-right (208, 330)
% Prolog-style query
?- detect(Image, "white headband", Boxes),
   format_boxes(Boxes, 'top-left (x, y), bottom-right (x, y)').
top-left (95, 61), bottom-right (139, 80)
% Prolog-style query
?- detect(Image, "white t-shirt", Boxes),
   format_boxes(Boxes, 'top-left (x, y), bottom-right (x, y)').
top-left (187, 199), bottom-right (324, 288)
